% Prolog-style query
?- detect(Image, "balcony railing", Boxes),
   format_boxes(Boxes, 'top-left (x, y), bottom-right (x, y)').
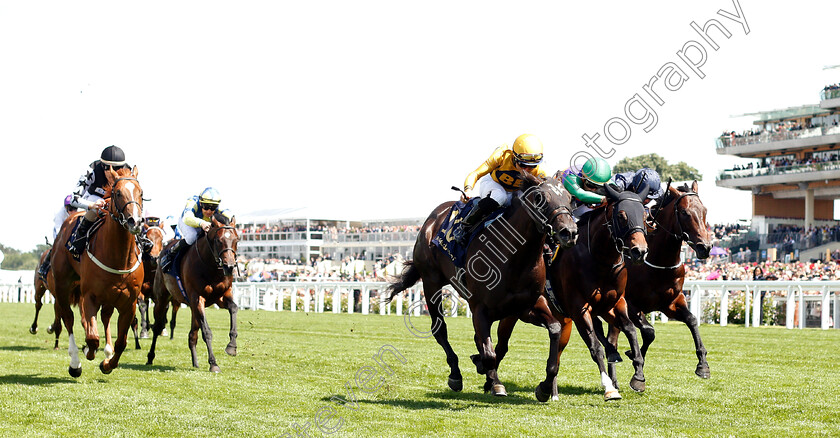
top-left (820, 88), bottom-right (840, 101)
top-left (717, 160), bottom-right (840, 181)
top-left (323, 231), bottom-right (418, 243)
top-left (715, 125), bottom-right (840, 149)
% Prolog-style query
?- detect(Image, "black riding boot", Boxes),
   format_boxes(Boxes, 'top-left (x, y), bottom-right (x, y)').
top-left (159, 239), bottom-right (187, 272)
top-left (452, 197), bottom-right (500, 245)
top-left (68, 218), bottom-right (94, 256)
top-left (37, 249), bottom-right (52, 278)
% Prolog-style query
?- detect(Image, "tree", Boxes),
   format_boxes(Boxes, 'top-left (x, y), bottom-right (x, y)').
top-left (0, 243), bottom-right (49, 271)
top-left (612, 153), bottom-right (702, 181)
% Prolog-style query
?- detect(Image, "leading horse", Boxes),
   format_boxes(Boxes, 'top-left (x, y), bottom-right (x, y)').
top-left (492, 183), bottom-right (651, 401)
top-left (49, 166), bottom-right (145, 376)
top-left (388, 173), bottom-right (578, 397)
top-left (605, 181), bottom-right (713, 386)
top-left (146, 213), bottom-right (239, 372)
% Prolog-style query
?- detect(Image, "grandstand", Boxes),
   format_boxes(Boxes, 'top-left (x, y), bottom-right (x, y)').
top-left (236, 207), bottom-right (421, 262)
top-left (716, 82), bottom-right (840, 260)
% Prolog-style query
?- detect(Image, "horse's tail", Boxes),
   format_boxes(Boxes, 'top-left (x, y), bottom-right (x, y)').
top-left (385, 260), bottom-right (420, 302)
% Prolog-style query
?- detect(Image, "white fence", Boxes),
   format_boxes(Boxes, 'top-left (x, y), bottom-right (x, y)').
top-left (2, 280), bottom-right (838, 330)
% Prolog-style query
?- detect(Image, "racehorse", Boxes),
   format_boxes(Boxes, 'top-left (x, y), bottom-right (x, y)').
top-left (387, 173), bottom-right (578, 397)
top-left (138, 224), bottom-right (166, 339)
top-left (146, 213), bottom-right (239, 372)
top-left (605, 181), bottom-right (713, 386)
top-left (49, 166), bottom-right (145, 377)
top-left (30, 248), bottom-right (62, 349)
top-left (491, 183), bottom-right (651, 401)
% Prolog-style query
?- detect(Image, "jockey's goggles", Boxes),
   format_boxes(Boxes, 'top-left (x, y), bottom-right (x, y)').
top-left (581, 178), bottom-right (602, 190)
top-left (514, 152), bottom-right (543, 164)
top-left (146, 217), bottom-right (160, 227)
top-left (201, 203), bottom-right (219, 211)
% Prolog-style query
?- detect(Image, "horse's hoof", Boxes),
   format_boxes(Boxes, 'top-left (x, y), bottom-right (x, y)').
top-left (447, 377), bottom-right (463, 392)
top-left (604, 389), bottom-right (622, 401)
top-left (99, 361), bottom-right (112, 375)
top-left (535, 383), bottom-right (551, 403)
top-left (139, 331), bottom-right (149, 339)
top-left (225, 345), bottom-right (237, 356)
top-left (29, 327), bottom-right (37, 335)
top-left (68, 366), bottom-right (82, 378)
top-left (551, 395), bottom-right (559, 402)
top-left (47, 325), bottom-right (55, 334)
top-left (83, 346), bottom-right (95, 361)
top-left (209, 365), bottom-right (221, 373)
top-left (695, 365), bottom-right (710, 379)
top-left (161, 328), bottom-right (169, 337)
top-left (491, 384), bottom-right (507, 397)
top-left (630, 377), bottom-right (646, 393)
top-left (607, 352), bottom-right (622, 363)
top-left (470, 354), bottom-right (486, 375)
top-left (104, 345), bottom-right (115, 360)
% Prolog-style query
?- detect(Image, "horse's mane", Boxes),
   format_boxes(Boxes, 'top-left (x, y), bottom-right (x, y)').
top-left (213, 211), bottom-right (232, 225)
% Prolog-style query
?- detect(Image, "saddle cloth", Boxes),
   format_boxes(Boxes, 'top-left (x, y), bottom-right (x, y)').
top-left (431, 198), bottom-right (505, 268)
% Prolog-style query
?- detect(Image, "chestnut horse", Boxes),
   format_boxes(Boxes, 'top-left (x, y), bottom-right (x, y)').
top-left (30, 248), bottom-right (62, 349)
top-left (137, 224), bottom-right (166, 339)
top-left (387, 173), bottom-right (577, 397)
top-left (49, 166), bottom-right (145, 377)
top-left (492, 183), bottom-right (651, 401)
top-left (146, 213), bottom-right (239, 372)
top-left (606, 181), bottom-right (713, 386)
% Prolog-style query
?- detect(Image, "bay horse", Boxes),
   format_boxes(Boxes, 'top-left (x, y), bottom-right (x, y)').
top-left (146, 213), bottom-right (239, 373)
top-left (49, 166), bottom-right (145, 377)
top-left (30, 248), bottom-right (62, 349)
top-left (387, 173), bottom-right (578, 397)
top-left (491, 183), bottom-right (651, 401)
top-left (605, 181), bottom-right (713, 386)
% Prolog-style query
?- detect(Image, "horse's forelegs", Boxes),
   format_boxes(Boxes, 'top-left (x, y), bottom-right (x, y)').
top-left (130, 315), bottom-right (141, 350)
top-left (423, 286), bottom-right (462, 391)
top-left (146, 296), bottom-right (170, 366)
top-left (169, 302), bottom-right (179, 340)
top-left (100, 303), bottom-right (135, 374)
top-left (195, 302), bottom-right (220, 373)
top-left (222, 296), bottom-right (238, 356)
top-left (79, 295), bottom-right (99, 361)
top-left (473, 308), bottom-right (504, 397)
top-left (57, 299), bottom-right (82, 377)
top-left (51, 310), bottom-right (63, 350)
top-left (188, 315), bottom-right (200, 368)
top-left (574, 310), bottom-right (620, 401)
top-left (605, 322), bottom-right (622, 390)
top-left (101, 305), bottom-right (115, 360)
top-left (670, 301), bottom-right (710, 379)
top-left (613, 299), bottom-right (645, 393)
top-left (138, 297), bottom-right (150, 338)
top-left (30, 289), bottom-right (44, 334)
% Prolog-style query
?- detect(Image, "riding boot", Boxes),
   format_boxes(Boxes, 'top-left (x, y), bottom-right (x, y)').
top-left (159, 239), bottom-right (187, 272)
top-left (452, 197), bottom-right (500, 245)
top-left (68, 218), bottom-right (94, 256)
top-left (37, 251), bottom-right (52, 278)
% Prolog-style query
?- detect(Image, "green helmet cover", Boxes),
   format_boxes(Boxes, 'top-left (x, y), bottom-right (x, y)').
top-left (581, 157), bottom-right (612, 185)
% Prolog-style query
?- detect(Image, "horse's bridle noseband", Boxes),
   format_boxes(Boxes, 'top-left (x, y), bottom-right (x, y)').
top-left (650, 191), bottom-right (701, 248)
top-left (109, 176), bottom-right (143, 231)
top-left (199, 225), bottom-right (239, 273)
top-left (519, 182), bottom-right (574, 246)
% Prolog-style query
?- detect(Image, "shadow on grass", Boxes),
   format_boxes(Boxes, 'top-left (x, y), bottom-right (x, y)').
top-left (0, 374), bottom-right (75, 386)
top-left (0, 345), bottom-right (42, 352)
top-left (121, 363), bottom-right (178, 372)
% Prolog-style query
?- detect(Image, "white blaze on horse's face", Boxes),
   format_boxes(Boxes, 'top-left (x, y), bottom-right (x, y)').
top-left (224, 231), bottom-right (231, 239)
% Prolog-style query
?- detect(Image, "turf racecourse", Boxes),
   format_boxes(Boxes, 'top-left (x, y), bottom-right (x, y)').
top-left (0, 303), bottom-right (838, 437)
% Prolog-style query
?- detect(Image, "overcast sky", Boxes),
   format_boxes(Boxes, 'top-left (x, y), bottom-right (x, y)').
top-left (2, 0), bottom-right (839, 252)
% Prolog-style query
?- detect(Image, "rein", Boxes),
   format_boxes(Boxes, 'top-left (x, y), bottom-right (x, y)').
top-left (645, 190), bottom-right (701, 269)
top-left (108, 177), bottom-right (143, 230)
top-left (196, 226), bottom-right (238, 272)
top-left (86, 175), bottom-right (143, 275)
top-left (518, 183), bottom-right (574, 246)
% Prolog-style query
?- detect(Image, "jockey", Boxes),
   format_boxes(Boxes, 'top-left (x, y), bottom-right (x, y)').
top-left (612, 167), bottom-right (665, 205)
top-left (562, 156), bottom-right (613, 217)
top-left (65, 145), bottom-right (131, 256)
top-left (158, 187), bottom-right (234, 271)
top-left (452, 134), bottom-right (547, 244)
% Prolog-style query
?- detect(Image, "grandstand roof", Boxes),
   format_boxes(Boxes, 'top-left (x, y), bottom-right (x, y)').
top-left (237, 207), bottom-right (423, 226)
top-left (739, 104), bottom-right (831, 123)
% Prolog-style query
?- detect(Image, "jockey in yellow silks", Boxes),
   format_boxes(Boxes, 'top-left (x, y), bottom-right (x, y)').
top-left (452, 134), bottom-right (547, 244)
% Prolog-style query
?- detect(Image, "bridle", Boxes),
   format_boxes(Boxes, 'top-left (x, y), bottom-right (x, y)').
top-left (518, 181), bottom-right (574, 247)
top-left (604, 196), bottom-right (647, 260)
top-left (109, 177), bottom-right (144, 231)
top-left (650, 190), bottom-right (701, 249)
top-left (197, 225), bottom-right (239, 274)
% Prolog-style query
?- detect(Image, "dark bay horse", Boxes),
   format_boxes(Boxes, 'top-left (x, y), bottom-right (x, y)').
top-left (388, 173), bottom-right (577, 397)
top-left (606, 181), bottom-right (713, 386)
top-left (49, 166), bottom-right (145, 376)
top-left (492, 183), bottom-right (651, 401)
top-left (30, 248), bottom-right (62, 349)
top-left (146, 213), bottom-right (239, 372)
